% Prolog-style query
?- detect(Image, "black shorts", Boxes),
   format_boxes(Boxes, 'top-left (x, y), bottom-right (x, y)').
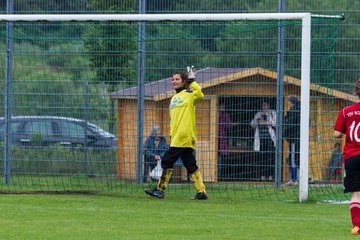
top-left (161, 147), bottom-right (198, 174)
top-left (344, 155), bottom-right (360, 193)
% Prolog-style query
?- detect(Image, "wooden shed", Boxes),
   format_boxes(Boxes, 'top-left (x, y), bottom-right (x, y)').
top-left (111, 67), bottom-right (357, 182)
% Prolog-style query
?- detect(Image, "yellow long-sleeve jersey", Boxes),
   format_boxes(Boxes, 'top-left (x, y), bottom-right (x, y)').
top-left (169, 81), bottom-right (204, 149)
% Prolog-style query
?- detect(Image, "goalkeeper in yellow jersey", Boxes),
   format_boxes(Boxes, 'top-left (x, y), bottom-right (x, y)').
top-left (145, 66), bottom-right (208, 200)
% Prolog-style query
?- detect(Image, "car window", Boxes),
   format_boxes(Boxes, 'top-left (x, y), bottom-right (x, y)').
top-left (87, 123), bottom-right (115, 138)
top-left (23, 120), bottom-right (54, 136)
top-left (59, 121), bottom-right (86, 139)
top-left (0, 121), bottom-right (21, 135)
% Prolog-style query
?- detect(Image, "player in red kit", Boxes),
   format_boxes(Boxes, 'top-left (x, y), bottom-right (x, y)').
top-left (334, 80), bottom-right (360, 235)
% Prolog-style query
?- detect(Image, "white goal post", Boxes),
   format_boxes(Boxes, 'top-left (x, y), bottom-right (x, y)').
top-left (0, 13), bottom-right (312, 202)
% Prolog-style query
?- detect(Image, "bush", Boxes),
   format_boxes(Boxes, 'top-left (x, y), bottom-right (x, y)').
top-left (0, 142), bottom-right (117, 177)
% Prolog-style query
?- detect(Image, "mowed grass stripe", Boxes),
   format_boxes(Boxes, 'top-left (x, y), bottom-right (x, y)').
top-left (0, 192), bottom-right (351, 240)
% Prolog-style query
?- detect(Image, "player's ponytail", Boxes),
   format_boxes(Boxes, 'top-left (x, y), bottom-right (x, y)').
top-left (355, 80), bottom-right (360, 98)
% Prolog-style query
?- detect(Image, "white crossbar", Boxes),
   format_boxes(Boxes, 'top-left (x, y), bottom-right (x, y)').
top-left (0, 13), bottom-right (311, 22)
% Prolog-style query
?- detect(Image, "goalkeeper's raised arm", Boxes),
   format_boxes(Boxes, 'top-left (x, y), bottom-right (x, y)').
top-left (186, 65), bottom-right (204, 103)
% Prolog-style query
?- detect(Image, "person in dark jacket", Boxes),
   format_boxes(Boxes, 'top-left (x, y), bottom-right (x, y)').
top-left (143, 126), bottom-right (168, 183)
top-left (284, 95), bottom-right (301, 186)
top-left (328, 142), bottom-right (343, 182)
top-left (218, 102), bottom-right (238, 180)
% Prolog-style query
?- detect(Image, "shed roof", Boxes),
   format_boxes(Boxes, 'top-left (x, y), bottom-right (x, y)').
top-left (111, 67), bottom-right (357, 103)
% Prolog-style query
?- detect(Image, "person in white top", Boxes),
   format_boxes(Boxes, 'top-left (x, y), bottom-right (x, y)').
top-left (250, 100), bottom-right (276, 181)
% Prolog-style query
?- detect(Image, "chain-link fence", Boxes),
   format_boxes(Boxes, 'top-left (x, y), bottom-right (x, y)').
top-left (0, 1), bottom-right (358, 202)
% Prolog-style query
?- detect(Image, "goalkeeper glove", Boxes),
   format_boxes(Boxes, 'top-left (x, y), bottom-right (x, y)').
top-left (186, 65), bottom-right (196, 83)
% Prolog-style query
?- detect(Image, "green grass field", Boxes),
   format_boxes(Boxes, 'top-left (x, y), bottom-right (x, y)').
top-left (0, 190), bottom-right (356, 240)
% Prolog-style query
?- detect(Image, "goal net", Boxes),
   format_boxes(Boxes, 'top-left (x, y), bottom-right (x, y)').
top-left (0, 13), bottom-right (345, 202)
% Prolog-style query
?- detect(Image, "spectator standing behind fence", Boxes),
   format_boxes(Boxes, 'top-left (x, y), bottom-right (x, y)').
top-left (284, 95), bottom-right (301, 186)
top-left (143, 126), bottom-right (168, 183)
top-left (334, 80), bottom-right (360, 235)
top-left (218, 102), bottom-right (238, 180)
top-left (144, 66), bottom-right (208, 200)
top-left (327, 142), bottom-right (343, 182)
top-left (250, 100), bottom-right (276, 181)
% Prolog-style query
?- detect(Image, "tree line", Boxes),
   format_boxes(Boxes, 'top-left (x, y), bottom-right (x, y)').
top-left (0, 0), bottom-right (358, 134)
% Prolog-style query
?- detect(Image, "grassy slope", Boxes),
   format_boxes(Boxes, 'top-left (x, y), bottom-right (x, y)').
top-left (0, 191), bottom-right (354, 240)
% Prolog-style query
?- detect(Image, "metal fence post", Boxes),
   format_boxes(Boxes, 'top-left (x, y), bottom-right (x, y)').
top-left (4, 0), bottom-right (14, 185)
top-left (136, 0), bottom-right (146, 184)
top-left (275, 0), bottom-right (285, 188)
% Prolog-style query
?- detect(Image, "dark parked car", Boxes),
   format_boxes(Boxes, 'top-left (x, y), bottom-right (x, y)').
top-left (0, 116), bottom-right (117, 149)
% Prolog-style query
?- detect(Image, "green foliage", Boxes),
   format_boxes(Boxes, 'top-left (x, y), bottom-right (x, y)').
top-left (30, 134), bottom-right (44, 146)
top-left (89, 0), bottom-right (136, 13)
top-left (84, 0), bottom-right (138, 133)
top-left (46, 43), bottom-right (95, 83)
top-left (85, 0), bottom-right (137, 88)
top-left (0, 144), bottom-right (117, 177)
top-left (169, 0), bottom-right (265, 13)
top-left (144, 23), bottom-right (204, 80)
top-left (0, 40), bottom-right (109, 123)
top-left (83, 23), bottom-right (137, 88)
top-left (3, 0), bottom-right (92, 13)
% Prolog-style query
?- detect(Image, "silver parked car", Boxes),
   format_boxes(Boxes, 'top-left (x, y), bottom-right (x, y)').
top-left (0, 116), bottom-right (117, 150)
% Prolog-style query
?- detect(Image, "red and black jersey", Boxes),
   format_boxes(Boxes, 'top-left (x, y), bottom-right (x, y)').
top-left (334, 102), bottom-right (360, 161)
